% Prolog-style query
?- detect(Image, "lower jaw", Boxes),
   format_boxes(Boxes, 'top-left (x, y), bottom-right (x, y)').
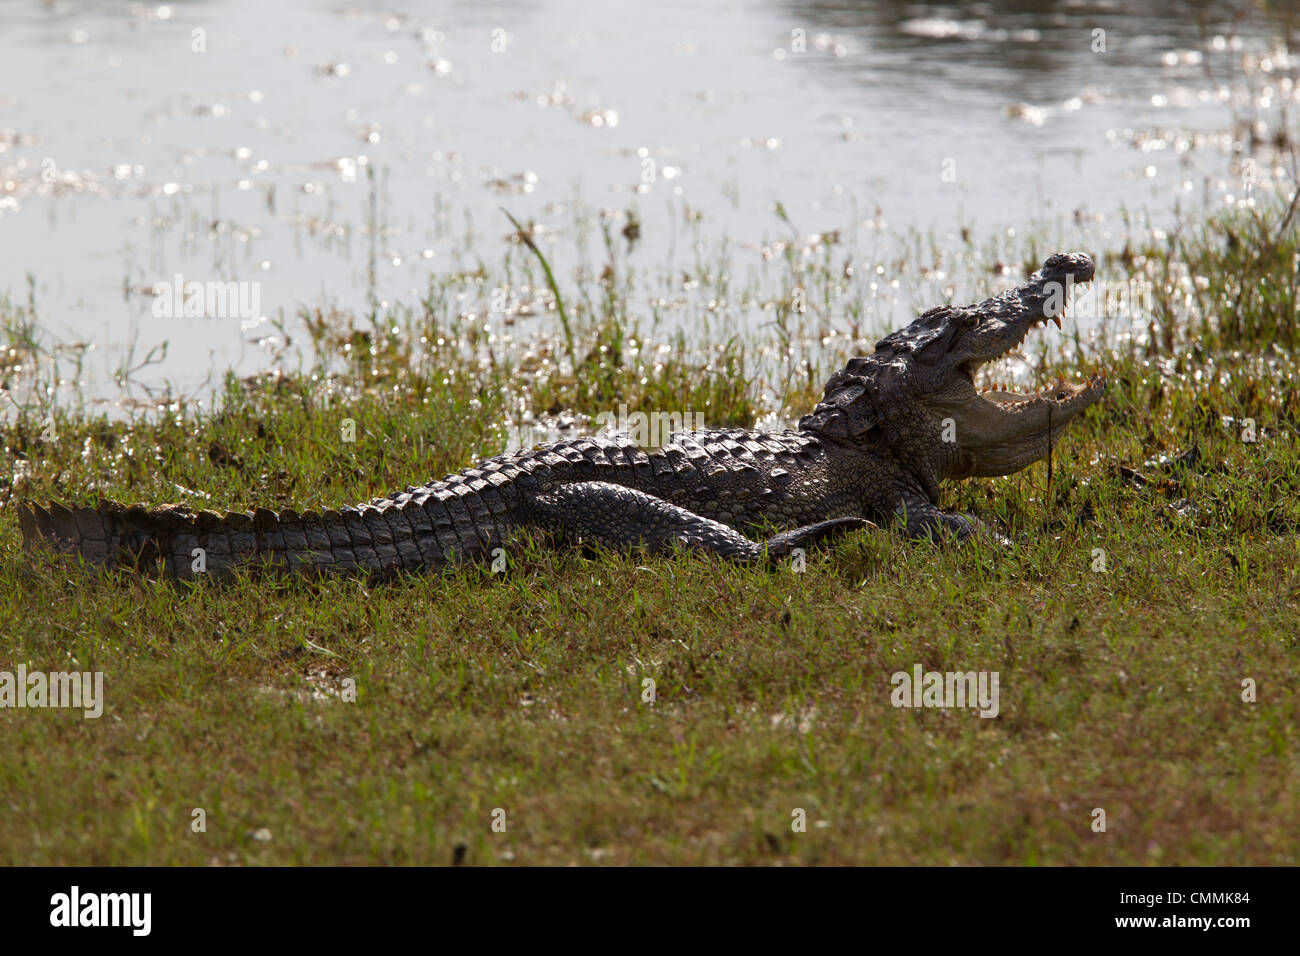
top-left (979, 390), bottom-right (1099, 409)
top-left (958, 421), bottom-right (1086, 473)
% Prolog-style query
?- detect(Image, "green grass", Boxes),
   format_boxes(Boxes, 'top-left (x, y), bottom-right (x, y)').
top-left (0, 199), bottom-right (1297, 865)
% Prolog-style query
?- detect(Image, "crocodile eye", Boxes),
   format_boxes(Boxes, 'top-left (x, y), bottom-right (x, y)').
top-left (955, 311), bottom-right (977, 330)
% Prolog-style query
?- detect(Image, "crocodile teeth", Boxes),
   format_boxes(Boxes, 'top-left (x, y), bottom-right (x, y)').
top-left (1051, 316), bottom-right (1062, 329)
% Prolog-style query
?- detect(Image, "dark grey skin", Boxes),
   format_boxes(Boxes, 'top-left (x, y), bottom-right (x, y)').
top-left (19, 253), bottom-right (1105, 580)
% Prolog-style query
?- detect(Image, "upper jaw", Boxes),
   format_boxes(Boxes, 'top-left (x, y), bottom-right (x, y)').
top-left (953, 252), bottom-right (1098, 397)
top-left (955, 252), bottom-right (1096, 370)
top-left (1036, 251), bottom-right (1096, 289)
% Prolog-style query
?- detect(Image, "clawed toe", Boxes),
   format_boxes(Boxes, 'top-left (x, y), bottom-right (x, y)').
top-left (763, 516), bottom-right (874, 560)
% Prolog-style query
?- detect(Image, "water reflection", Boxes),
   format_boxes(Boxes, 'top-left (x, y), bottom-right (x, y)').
top-left (777, 0), bottom-right (1284, 96)
top-left (0, 0), bottom-right (1292, 405)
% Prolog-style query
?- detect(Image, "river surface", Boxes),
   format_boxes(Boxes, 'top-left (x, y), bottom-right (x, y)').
top-left (0, 0), bottom-right (1294, 405)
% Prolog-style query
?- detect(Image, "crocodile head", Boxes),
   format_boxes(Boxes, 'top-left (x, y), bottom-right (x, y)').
top-left (801, 253), bottom-right (1106, 494)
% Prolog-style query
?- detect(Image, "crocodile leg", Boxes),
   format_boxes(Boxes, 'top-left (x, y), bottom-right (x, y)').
top-left (521, 481), bottom-right (870, 564)
top-left (895, 499), bottom-right (980, 541)
top-left (892, 491), bottom-right (1010, 545)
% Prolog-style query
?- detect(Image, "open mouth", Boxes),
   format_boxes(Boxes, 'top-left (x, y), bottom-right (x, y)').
top-left (960, 287), bottom-right (1105, 409)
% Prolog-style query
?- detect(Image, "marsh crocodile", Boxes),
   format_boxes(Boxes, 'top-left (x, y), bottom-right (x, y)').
top-left (18, 253), bottom-right (1105, 579)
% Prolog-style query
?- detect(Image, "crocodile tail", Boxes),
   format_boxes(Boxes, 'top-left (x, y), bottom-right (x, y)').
top-left (18, 493), bottom-right (503, 580)
top-left (19, 499), bottom-right (238, 578)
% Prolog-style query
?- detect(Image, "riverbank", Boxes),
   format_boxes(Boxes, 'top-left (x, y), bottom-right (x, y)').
top-left (0, 201), bottom-right (1296, 864)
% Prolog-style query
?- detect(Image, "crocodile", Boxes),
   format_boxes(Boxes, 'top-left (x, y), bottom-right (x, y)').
top-left (17, 253), bottom-right (1104, 580)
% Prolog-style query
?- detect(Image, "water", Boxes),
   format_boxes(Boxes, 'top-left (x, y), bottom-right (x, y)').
top-left (0, 0), bottom-right (1294, 405)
